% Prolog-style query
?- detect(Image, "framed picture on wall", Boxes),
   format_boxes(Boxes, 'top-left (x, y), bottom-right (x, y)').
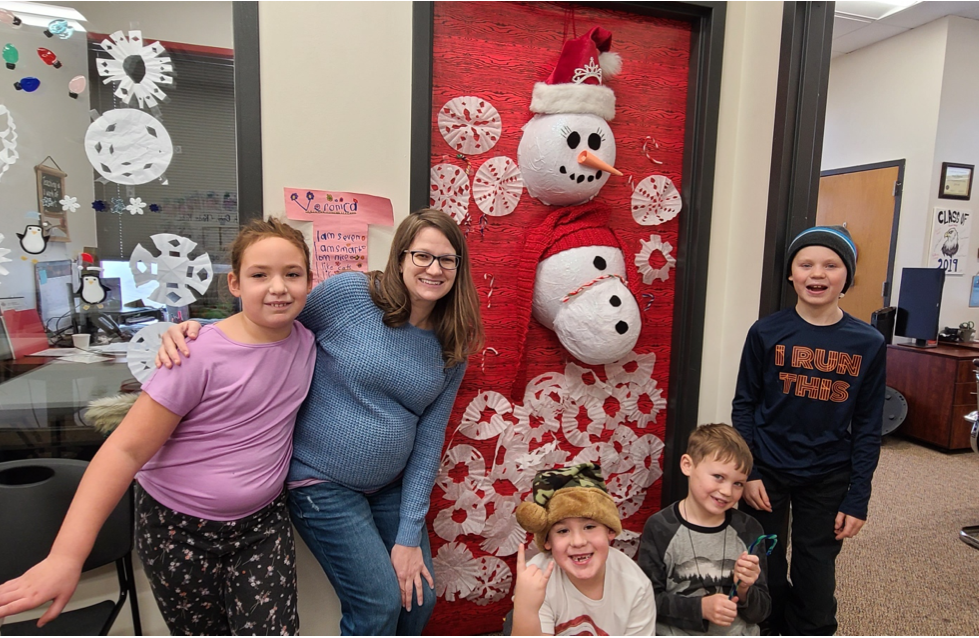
top-left (34, 159), bottom-right (71, 242)
top-left (939, 162), bottom-right (974, 201)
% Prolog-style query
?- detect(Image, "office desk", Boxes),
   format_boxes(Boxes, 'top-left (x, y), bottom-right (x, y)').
top-left (0, 358), bottom-right (136, 461)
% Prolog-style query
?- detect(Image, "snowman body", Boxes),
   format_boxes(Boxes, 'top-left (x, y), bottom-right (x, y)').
top-left (532, 244), bottom-right (641, 364)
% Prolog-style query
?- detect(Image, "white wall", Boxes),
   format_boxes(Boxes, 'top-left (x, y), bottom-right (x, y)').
top-left (697, 1), bottom-right (783, 424)
top-left (822, 16), bottom-right (979, 331)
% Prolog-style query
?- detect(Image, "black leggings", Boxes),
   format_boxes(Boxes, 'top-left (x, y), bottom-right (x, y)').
top-left (134, 484), bottom-right (299, 636)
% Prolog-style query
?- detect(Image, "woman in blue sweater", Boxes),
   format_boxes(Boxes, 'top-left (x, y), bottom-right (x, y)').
top-left (159, 209), bottom-right (483, 635)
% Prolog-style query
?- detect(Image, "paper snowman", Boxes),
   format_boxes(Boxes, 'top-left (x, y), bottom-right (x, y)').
top-left (515, 26), bottom-right (642, 366)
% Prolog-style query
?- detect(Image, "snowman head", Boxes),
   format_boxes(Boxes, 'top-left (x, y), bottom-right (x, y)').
top-left (518, 113), bottom-right (616, 207)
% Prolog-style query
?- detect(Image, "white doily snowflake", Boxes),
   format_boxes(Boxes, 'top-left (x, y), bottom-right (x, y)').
top-left (464, 556), bottom-right (512, 605)
top-left (635, 234), bottom-right (677, 284)
top-left (434, 491), bottom-right (487, 541)
top-left (612, 529), bottom-right (642, 559)
top-left (430, 163), bottom-right (471, 223)
top-left (438, 96), bottom-right (502, 155)
top-left (436, 444), bottom-right (488, 501)
top-left (472, 156), bottom-right (522, 217)
top-left (458, 391), bottom-right (512, 440)
top-left (631, 175), bottom-right (682, 225)
top-left (432, 542), bottom-right (482, 602)
top-left (96, 30), bottom-right (174, 109)
top-left (129, 233), bottom-right (213, 306)
top-left (479, 501), bottom-right (527, 557)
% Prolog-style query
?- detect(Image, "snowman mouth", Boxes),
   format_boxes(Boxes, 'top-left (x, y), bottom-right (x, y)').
top-left (559, 165), bottom-right (603, 184)
top-left (561, 274), bottom-right (624, 303)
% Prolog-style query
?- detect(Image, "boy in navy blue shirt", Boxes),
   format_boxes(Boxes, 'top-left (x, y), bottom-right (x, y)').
top-left (732, 226), bottom-right (885, 635)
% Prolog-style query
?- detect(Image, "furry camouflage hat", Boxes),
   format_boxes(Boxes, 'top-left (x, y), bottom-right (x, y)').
top-left (515, 462), bottom-right (622, 552)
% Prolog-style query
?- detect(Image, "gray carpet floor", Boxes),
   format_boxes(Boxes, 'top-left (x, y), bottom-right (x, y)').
top-left (836, 436), bottom-right (979, 635)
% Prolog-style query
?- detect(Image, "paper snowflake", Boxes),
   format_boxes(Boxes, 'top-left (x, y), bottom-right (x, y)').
top-left (434, 491), bottom-right (487, 541)
top-left (126, 322), bottom-right (176, 383)
top-left (612, 529), bottom-right (642, 559)
top-left (85, 109), bottom-right (173, 185)
top-left (464, 556), bottom-right (512, 605)
top-left (438, 96), bottom-right (502, 155)
top-left (479, 501), bottom-right (527, 557)
top-left (631, 175), bottom-right (682, 225)
top-left (458, 391), bottom-right (512, 440)
top-left (430, 163), bottom-right (471, 224)
top-left (126, 197), bottom-right (146, 215)
top-left (60, 195), bottom-right (79, 213)
top-left (436, 444), bottom-right (488, 501)
top-left (96, 30), bottom-right (174, 109)
top-left (472, 156), bottom-right (522, 217)
top-left (129, 233), bottom-right (214, 306)
top-left (635, 234), bottom-right (677, 284)
top-left (0, 233), bottom-right (11, 277)
top-left (0, 104), bottom-right (18, 184)
top-left (432, 543), bottom-right (481, 602)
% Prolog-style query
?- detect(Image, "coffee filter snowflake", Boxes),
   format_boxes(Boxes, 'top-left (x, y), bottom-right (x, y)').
top-left (126, 322), bottom-right (176, 383)
top-left (430, 163), bottom-right (471, 223)
top-left (85, 109), bottom-right (173, 185)
top-left (0, 104), bottom-right (18, 183)
top-left (435, 491), bottom-right (487, 541)
top-left (606, 352), bottom-right (657, 388)
top-left (438, 96), bottom-right (502, 155)
top-left (472, 156), bottom-right (522, 217)
top-left (511, 400), bottom-right (561, 445)
top-left (561, 392), bottom-right (604, 447)
top-left (0, 233), bottom-right (12, 278)
top-left (612, 529), bottom-right (642, 559)
top-left (635, 234), bottom-right (677, 284)
top-left (458, 390), bottom-right (512, 440)
top-left (629, 434), bottom-right (665, 488)
top-left (479, 501), bottom-right (527, 557)
top-left (620, 381), bottom-right (667, 428)
top-left (632, 175), bottom-right (682, 225)
top-left (433, 542), bottom-right (481, 602)
top-left (96, 30), bottom-right (174, 109)
top-left (436, 444), bottom-right (488, 500)
top-left (129, 233), bottom-right (213, 306)
top-left (464, 556), bottom-right (512, 606)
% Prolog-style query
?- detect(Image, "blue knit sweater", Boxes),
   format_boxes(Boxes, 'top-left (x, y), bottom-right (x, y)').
top-left (287, 272), bottom-right (467, 546)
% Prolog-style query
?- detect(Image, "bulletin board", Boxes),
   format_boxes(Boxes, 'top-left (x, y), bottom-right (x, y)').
top-left (412, 2), bottom-right (725, 634)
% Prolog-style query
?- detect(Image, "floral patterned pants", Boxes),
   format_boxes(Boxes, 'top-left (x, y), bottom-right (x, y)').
top-left (134, 484), bottom-right (299, 636)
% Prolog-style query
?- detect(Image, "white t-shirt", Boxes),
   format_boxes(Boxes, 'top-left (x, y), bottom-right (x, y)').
top-left (529, 546), bottom-right (657, 636)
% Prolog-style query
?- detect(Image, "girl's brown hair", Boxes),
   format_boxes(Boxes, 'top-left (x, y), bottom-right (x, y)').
top-left (367, 208), bottom-right (483, 368)
top-left (230, 217), bottom-right (312, 279)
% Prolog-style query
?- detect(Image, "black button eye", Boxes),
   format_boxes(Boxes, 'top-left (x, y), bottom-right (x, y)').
top-left (615, 321), bottom-right (628, 334)
top-left (566, 131), bottom-right (581, 149)
top-left (593, 256), bottom-right (606, 270)
top-left (610, 295), bottom-right (621, 307)
top-left (588, 133), bottom-right (602, 151)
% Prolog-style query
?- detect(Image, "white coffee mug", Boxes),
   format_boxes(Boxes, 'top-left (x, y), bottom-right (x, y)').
top-left (72, 333), bottom-right (91, 349)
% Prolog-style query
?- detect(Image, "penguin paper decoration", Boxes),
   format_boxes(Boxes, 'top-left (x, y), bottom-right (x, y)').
top-left (76, 252), bottom-right (111, 309)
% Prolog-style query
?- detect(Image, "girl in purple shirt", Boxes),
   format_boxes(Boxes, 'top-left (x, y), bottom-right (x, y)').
top-left (0, 219), bottom-right (316, 635)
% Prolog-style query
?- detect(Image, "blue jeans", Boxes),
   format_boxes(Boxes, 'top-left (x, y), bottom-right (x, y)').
top-left (289, 480), bottom-right (436, 635)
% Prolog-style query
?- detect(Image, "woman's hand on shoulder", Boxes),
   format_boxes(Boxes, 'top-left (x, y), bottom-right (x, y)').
top-left (0, 554), bottom-right (84, 627)
top-left (390, 544), bottom-right (434, 612)
top-left (155, 321), bottom-right (203, 368)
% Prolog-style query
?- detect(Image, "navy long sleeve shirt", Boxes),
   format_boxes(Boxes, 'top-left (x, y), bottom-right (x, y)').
top-left (731, 307), bottom-right (886, 519)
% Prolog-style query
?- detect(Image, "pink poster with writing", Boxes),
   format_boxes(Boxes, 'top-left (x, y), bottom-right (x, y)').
top-left (284, 188), bottom-right (395, 285)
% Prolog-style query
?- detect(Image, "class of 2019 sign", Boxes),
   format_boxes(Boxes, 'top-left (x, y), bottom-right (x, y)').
top-left (930, 207), bottom-right (971, 276)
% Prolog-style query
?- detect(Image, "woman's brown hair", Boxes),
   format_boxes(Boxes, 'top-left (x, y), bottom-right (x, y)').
top-left (367, 209), bottom-right (484, 368)
top-left (230, 217), bottom-right (312, 279)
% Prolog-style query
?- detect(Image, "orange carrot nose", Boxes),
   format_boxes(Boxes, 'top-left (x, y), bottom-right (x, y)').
top-left (577, 150), bottom-right (622, 176)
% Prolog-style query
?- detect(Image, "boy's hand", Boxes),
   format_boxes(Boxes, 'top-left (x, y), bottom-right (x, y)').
top-left (514, 543), bottom-right (553, 613)
top-left (733, 551), bottom-right (761, 596)
top-left (702, 593), bottom-right (739, 626)
top-left (0, 555), bottom-right (83, 627)
top-left (834, 512), bottom-right (866, 540)
top-left (155, 321), bottom-right (202, 368)
top-left (742, 480), bottom-right (772, 512)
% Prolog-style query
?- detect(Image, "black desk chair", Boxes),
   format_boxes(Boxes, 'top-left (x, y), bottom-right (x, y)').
top-left (0, 459), bottom-right (141, 635)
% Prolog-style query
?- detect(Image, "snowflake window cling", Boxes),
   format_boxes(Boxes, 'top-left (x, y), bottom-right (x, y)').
top-left (631, 174), bottom-right (682, 226)
top-left (96, 30), bottom-right (174, 110)
top-left (129, 233), bottom-right (214, 306)
top-left (635, 234), bottom-right (677, 285)
top-left (0, 233), bottom-right (12, 280)
top-left (0, 104), bottom-right (17, 183)
top-left (430, 162), bottom-right (471, 224)
top-left (438, 96), bottom-right (502, 155)
top-left (432, 542), bottom-right (482, 602)
top-left (472, 156), bottom-right (523, 217)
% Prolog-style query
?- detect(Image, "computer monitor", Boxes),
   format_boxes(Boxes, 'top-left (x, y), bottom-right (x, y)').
top-left (34, 260), bottom-right (75, 333)
top-left (101, 260), bottom-right (165, 310)
top-left (894, 267), bottom-right (946, 347)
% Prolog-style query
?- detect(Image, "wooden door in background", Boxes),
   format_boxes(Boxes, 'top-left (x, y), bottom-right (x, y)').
top-left (817, 164), bottom-right (902, 322)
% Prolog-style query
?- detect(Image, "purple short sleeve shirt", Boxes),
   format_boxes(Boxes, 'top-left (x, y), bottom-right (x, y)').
top-left (137, 323), bottom-right (315, 521)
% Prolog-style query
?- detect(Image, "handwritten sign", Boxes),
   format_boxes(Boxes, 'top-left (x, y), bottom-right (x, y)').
top-left (284, 188), bottom-right (395, 285)
top-left (34, 162), bottom-right (70, 242)
top-left (930, 207), bottom-right (971, 276)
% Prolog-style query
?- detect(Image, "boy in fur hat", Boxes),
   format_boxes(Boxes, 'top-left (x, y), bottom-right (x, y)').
top-left (513, 463), bottom-right (655, 635)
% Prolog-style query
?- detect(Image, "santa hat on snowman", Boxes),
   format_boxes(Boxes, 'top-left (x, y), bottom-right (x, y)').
top-left (507, 27), bottom-right (643, 398)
